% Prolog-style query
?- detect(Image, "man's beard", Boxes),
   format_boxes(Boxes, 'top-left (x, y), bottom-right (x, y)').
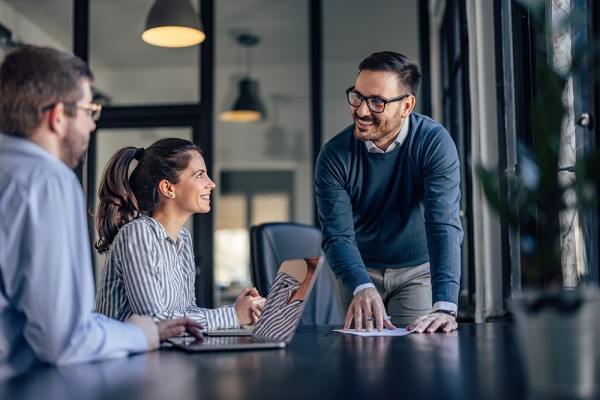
top-left (353, 114), bottom-right (380, 142)
top-left (61, 125), bottom-right (88, 169)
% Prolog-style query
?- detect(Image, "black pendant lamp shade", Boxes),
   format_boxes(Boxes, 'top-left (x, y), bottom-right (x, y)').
top-left (219, 34), bottom-right (266, 122)
top-left (142, 0), bottom-right (205, 48)
top-left (219, 78), bottom-right (266, 122)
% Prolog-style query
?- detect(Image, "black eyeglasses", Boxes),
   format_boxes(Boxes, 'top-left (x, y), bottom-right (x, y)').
top-left (346, 86), bottom-right (409, 113)
top-left (42, 102), bottom-right (103, 121)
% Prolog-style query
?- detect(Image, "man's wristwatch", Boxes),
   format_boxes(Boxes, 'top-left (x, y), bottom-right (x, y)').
top-left (436, 309), bottom-right (457, 318)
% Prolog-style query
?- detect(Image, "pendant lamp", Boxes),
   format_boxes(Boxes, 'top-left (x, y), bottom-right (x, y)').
top-left (219, 34), bottom-right (267, 122)
top-left (142, 0), bottom-right (205, 48)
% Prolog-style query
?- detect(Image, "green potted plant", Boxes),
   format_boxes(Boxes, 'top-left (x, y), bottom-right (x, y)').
top-left (475, 2), bottom-right (600, 397)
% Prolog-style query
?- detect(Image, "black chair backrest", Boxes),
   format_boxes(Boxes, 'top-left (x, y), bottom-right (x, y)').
top-left (250, 222), bottom-right (344, 326)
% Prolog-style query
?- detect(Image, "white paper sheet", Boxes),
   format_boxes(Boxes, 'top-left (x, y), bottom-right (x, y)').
top-left (332, 328), bottom-right (413, 337)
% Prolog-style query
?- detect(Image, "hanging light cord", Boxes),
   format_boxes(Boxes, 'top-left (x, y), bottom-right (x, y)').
top-left (237, 33), bottom-right (259, 79)
top-left (243, 45), bottom-right (252, 78)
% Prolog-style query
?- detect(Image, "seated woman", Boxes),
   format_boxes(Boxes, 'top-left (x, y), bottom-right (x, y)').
top-left (94, 137), bottom-right (263, 331)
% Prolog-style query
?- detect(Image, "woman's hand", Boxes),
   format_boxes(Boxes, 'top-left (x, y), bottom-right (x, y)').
top-left (234, 287), bottom-right (266, 326)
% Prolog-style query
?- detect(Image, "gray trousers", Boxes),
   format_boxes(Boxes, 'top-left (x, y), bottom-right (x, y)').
top-left (337, 262), bottom-right (432, 327)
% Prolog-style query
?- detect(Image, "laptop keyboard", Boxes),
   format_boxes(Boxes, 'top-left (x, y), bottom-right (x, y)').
top-left (167, 334), bottom-right (264, 347)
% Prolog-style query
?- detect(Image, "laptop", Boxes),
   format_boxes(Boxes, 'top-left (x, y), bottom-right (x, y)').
top-left (204, 324), bottom-right (256, 337)
top-left (167, 255), bottom-right (323, 352)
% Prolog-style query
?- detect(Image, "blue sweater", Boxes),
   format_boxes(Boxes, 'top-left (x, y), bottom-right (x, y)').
top-left (315, 113), bottom-right (463, 305)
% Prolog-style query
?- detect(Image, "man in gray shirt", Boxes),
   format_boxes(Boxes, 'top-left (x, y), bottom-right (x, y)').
top-left (0, 45), bottom-right (202, 379)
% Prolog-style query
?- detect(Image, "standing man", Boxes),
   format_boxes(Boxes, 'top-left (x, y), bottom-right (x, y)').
top-left (315, 51), bottom-right (463, 333)
top-left (0, 46), bottom-right (202, 379)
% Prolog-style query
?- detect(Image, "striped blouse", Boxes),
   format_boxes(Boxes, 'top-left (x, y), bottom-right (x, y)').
top-left (95, 216), bottom-right (238, 331)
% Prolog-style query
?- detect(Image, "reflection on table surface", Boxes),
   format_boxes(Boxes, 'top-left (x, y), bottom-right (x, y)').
top-left (0, 324), bottom-right (527, 400)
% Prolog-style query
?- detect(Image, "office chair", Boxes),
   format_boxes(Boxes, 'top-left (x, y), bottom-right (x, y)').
top-left (250, 222), bottom-right (344, 326)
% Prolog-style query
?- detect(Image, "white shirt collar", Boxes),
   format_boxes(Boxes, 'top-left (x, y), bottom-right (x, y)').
top-left (364, 115), bottom-right (411, 153)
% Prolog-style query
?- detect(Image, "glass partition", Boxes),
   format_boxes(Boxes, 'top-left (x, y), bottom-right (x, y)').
top-left (0, 0), bottom-right (423, 309)
top-left (213, 0), bottom-right (311, 305)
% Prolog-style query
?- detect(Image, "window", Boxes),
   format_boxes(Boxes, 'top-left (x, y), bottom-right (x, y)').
top-left (507, 0), bottom-right (598, 288)
top-left (215, 170), bottom-right (293, 306)
top-left (440, 0), bottom-right (474, 317)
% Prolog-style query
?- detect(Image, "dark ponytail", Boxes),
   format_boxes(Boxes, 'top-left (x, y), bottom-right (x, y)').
top-left (94, 137), bottom-right (202, 253)
top-left (95, 147), bottom-right (140, 254)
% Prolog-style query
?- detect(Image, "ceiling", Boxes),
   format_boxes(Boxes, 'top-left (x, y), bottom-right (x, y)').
top-left (3, 0), bottom-right (415, 69)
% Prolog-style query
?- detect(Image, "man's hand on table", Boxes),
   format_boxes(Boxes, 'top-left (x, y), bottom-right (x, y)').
top-left (127, 315), bottom-right (204, 350)
top-left (156, 318), bottom-right (204, 342)
top-left (344, 287), bottom-right (396, 332)
top-left (407, 311), bottom-right (457, 333)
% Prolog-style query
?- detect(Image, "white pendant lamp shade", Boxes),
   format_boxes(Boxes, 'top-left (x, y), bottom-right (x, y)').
top-left (142, 0), bottom-right (205, 48)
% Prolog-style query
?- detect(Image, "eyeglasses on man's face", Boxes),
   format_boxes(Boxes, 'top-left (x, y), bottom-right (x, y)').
top-left (70, 102), bottom-right (103, 121)
top-left (42, 101), bottom-right (103, 121)
top-left (345, 86), bottom-right (409, 113)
